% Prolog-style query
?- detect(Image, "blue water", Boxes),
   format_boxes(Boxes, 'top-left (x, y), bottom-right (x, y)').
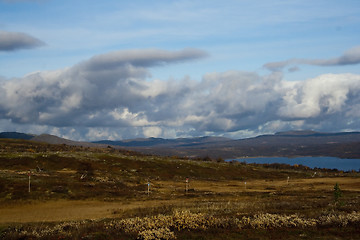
top-left (229, 156), bottom-right (360, 172)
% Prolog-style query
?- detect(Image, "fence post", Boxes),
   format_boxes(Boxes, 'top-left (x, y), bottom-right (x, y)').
top-left (28, 170), bottom-right (31, 193)
top-left (147, 181), bottom-right (150, 195)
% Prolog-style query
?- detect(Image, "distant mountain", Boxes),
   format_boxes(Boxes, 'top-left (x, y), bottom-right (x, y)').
top-left (0, 132), bottom-right (35, 140)
top-left (31, 134), bottom-right (101, 148)
top-left (274, 130), bottom-right (360, 138)
top-left (1, 130), bottom-right (360, 159)
top-left (31, 134), bottom-right (79, 145)
top-left (274, 130), bottom-right (319, 136)
top-left (238, 131), bottom-right (360, 146)
top-left (0, 132), bottom-right (102, 148)
top-left (99, 131), bottom-right (360, 159)
top-left (93, 136), bottom-right (231, 147)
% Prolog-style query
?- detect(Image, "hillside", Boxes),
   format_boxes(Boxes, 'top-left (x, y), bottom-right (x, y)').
top-left (0, 137), bottom-right (311, 203)
top-left (0, 137), bottom-right (354, 204)
top-left (31, 134), bottom-right (102, 148)
top-left (1, 130), bottom-right (360, 159)
top-left (0, 132), bottom-right (34, 140)
top-left (104, 131), bottom-right (360, 159)
top-left (0, 132), bottom-right (104, 148)
top-left (93, 136), bottom-right (231, 147)
top-left (1, 138), bottom-right (360, 239)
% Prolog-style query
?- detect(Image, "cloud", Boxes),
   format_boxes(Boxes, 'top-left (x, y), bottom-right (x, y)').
top-left (278, 73), bottom-right (360, 119)
top-left (288, 66), bottom-right (300, 72)
top-left (264, 46), bottom-right (360, 71)
top-left (84, 48), bottom-right (208, 70)
top-left (0, 48), bottom-right (207, 127)
top-left (0, 31), bottom-right (46, 51)
top-left (1, 48), bottom-right (360, 140)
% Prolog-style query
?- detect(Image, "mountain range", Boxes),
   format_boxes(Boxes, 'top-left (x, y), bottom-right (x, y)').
top-left (1, 130), bottom-right (360, 159)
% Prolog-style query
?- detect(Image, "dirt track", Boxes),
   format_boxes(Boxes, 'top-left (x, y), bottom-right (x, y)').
top-left (0, 199), bottom-right (178, 223)
top-left (0, 200), bottom-right (124, 223)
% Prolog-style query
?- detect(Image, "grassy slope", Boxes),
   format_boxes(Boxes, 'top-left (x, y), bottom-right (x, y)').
top-left (1, 138), bottom-right (360, 239)
top-left (0, 138), bottom-right (315, 202)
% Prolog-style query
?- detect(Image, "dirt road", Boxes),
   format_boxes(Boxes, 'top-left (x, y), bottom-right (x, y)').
top-left (0, 199), bottom-right (175, 224)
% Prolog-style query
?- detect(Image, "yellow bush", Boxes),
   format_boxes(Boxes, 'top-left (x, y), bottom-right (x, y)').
top-left (237, 213), bottom-right (317, 229)
top-left (7, 211), bottom-right (360, 239)
top-left (137, 227), bottom-right (176, 240)
top-left (318, 211), bottom-right (360, 227)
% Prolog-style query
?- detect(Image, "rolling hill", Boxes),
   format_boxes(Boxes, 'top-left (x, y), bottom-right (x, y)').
top-left (0, 132), bottom-right (35, 140)
top-left (93, 131), bottom-right (360, 159)
top-left (1, 130), bottom-right (360, 159)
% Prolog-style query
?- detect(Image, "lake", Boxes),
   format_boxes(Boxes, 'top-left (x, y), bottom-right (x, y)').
top-left (229, 156), bottom-right (360, 172)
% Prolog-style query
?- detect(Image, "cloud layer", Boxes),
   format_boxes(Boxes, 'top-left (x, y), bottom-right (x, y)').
top-left (264, 46), bottom-right (360, 71)
top-left (0, 31), bottom-right (45, 51)
top-left (1, 48), bottom-right (360, 140)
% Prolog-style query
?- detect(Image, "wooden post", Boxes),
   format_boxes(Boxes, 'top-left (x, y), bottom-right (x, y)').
top-left (28, 170), bottom-right (31, 193)
top-left (287, 176), bottom-right (290, 185)
top-left (147, 181), bottom-right (150, 195)
top-left (244, 181), bottom-right (247, 190)
top-left (185, 177), bottom-right (189, 193)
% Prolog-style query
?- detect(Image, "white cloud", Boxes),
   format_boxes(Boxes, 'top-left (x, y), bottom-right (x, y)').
top-left (278, 74), bottom-right (360, 118)
top-left (0, 48), bottom-right (207, 126)
top-left (1, 48), bottom-right (360, 140)
top-left (143, 126), bottom-right (162, 138)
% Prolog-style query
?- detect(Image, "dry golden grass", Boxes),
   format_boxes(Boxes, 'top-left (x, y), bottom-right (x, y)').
top-left (1, 176), bottom-right (359, 224)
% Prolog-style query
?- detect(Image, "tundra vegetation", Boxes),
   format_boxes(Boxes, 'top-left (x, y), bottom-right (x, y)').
top-left (0, 138), bottom-right (360, 239)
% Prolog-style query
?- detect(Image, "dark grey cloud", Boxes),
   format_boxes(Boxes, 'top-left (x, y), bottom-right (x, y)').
top-left (0, 31), bottom-right (45, 51)
top-left (288, 66), bottom-right (300, 72)
top-left (84, 48), bottom-right (208, 70)
top-left (1, 48), bottom-right (360, 140)
top-left (264, 46), bottom-right (360, 71)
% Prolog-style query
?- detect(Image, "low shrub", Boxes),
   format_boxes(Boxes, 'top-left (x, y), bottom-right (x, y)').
top-left (318, 211), bottom-right (360, 227)
top-left (3, 211), bottom-right (360, 239)
top-left (237, 213), bottom-right (317, 229)
top-left (137, 227), bottom-right (176, 240)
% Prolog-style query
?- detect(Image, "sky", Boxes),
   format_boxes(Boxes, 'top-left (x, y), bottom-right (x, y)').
top-left (1, 0), bottom-right (360, 141)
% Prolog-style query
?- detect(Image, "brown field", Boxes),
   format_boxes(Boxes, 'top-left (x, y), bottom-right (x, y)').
top-left (1, 139), bottom-right (360, 239)
top-left (1, 177), bottom-right (360, 225)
